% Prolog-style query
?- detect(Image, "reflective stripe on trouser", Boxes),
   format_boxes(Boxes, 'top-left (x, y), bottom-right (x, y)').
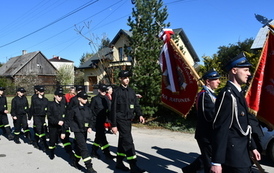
top-left (35, 133), bottom-right (46, 138)
top-left (93, 143), bottom-right (110, 150)
top-left (48, 146), bottom-right (56, 150)
top-left (117, 152), bottom-right (137, 160)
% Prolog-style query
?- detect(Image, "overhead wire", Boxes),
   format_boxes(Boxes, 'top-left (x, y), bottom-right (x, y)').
top-left (24, 0), bottom-right (126, 55)
top-left (0, 0), bottom-right (99, 48)
top-left (0, 0), bottom-right (67, 38)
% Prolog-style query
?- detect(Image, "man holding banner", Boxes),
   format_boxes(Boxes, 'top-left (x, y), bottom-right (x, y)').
top-left (211, 53), bottom-right (261, 173)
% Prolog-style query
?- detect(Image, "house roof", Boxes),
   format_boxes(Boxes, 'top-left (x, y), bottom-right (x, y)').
top-left (110, 29), bottom-right (132, 45)
top-left (48, 56), bottom-right (74, 63)
top-left (251, 20), bottom-right (274, 49)
top-left (0, 51), bottom-right (55, 77)
top-left (110, 28), bottom-right (200, 63)
top-left (78, 47), bottom-right (113, 69)
top-left (173, 28), bottom-right (200, 62)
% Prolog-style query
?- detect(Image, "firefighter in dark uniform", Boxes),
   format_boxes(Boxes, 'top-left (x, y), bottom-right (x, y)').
top-left (90, 84), bottom-right (115, 159)
top-left (182, 70), bottom-right (221, 173)
top-left (67, 85), bottom-right (85, 110)
top-left (29, 86), bottom-right (48, 151)
top-left (211, 53), bottom-right (261, 173)
top-left (11, 87), bottom-right (32, 144)
top-left (67, 91), bottom-right (97, 173)
top-left (111, 70), bottom-right (145, 173)
top-left (0, 87), bottom-right (14, 140)
top-left (47, 89), bottom-right (75, 164)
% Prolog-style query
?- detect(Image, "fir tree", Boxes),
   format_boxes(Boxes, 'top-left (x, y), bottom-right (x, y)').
top-left (126, 0), bottom-right (170, 116)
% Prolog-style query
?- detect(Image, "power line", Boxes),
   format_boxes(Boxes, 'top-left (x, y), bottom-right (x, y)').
top-left (23, 0), bottom-right (126, 53)
top-left (0, 0), bottom-right (99, 49)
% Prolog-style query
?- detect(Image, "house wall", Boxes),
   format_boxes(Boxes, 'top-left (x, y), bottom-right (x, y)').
top-left (112, 34), bottom-right (130, 62)
top-left (82, 65), bottom-right (105, 93)
top-left (16, 53), bottom-right (56, 76)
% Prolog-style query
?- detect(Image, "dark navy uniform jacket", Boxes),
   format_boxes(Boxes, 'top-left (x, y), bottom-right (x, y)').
top-left (11, 95), bottom-right (29, 116)
top-left (0, 95), bottom-right (8, 115)
top-left (110, 85), bottom-right (142, 127)
top-left (29, 96), bottom-right (48, 119)
top-left (90, 94), bottom-right (110, 126)
top-left (47, 100), bottom-right (67, 133)
top-left (195, 87), bottom-right (216, 143)
top-left (212, 81), bottom-right (255, 168)
top-left (67, 104), bottom-right (94, 133)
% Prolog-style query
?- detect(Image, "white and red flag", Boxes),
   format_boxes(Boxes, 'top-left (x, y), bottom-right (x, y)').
top-left (246, 31), bottom-right (274, 128)
top-left (159, 29), bottom-right (199, 117)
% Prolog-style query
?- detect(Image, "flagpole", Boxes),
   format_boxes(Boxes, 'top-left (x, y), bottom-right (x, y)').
top-left (170, 39), bottom-right (204, 86)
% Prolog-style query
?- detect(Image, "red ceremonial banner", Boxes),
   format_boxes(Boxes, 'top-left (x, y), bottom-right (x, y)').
top-left (159, 29), bottom-right (198, 117)
top-left (246, 31), bottom-right (274, 128)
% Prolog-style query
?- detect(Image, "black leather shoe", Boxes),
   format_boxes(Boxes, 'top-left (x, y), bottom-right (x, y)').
top-left (116, 162), bottom-right (130, 171)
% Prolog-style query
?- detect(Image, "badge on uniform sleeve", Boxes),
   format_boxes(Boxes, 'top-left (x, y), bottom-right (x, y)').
top-left (241, 111), bottom-right (245, 116)
top-left (130, 104), bottom-right (134, 109)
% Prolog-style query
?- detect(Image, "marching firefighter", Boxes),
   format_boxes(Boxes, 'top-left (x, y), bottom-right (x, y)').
top-left (111, 70), bottom-right (145, 173)
top-left (67, 91), bottom-right (97, 173)
top-left (90, 84), bottom-right (115, 160)
top-left (11, 87), bottom-right (32, 144)
top-left (47, 89), bottom-right (75, 165)
top-left (29, 86), bottom-right (48, 151)
top-left (0, 87), bottom-right (14, 140)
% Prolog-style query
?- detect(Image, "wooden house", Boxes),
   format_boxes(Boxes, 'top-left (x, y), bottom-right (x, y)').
top-left (0, 50), bottom-right (57, 92)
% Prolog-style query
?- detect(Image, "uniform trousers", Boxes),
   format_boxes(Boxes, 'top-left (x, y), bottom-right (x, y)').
top-left (94, 120), bottom-right (109, 149)
top-left (48, 126), bottom-right (71, 150)
top-left (33, 116), bottom-right (46, 137)
top-left (222, 164), bottom-right (252, 173)
top-left (116, 119), bottom-right (136, 159)
top-left (74, 131), bottom-right (90, 159)
top-left (13, 114), bottom-right (29, 135)
top-left (0, 113), bottom-right (12, 134)
top-left (197, 139), bottom-right (212, 173)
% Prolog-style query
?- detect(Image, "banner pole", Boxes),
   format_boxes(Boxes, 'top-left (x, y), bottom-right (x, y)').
top-left (170, 39), bottom-right (204, 86)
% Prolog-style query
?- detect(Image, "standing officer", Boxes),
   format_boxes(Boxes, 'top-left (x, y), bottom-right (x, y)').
top-left (111, 70), bottom-right (145, 173)
top-left (211, 53), bottom-right (261, 173)
top-left (182, 70), bottom-right (221, 173)
top-left (67, 91), bottom-right (97, 173)
top-left (11, 87), bottom-right (32, 144)
top-left (0, 87), bottom-right (14, 140)
top-left (29, 86), bottom-right (48, 151)
top-left (90, 84), bottom-right (115, 160)
top-left (47, 89), bottom-right (75, 164)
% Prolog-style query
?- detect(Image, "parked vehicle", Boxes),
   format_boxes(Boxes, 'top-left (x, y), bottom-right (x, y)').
top-left (261, 127), bottom-right (274, 162)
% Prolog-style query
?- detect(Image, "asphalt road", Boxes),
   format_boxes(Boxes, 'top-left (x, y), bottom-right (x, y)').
top-left (1, 124), bottom-right (274, 173)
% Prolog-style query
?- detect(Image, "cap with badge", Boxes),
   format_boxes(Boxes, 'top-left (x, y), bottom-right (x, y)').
top-left (0, 87), bottom-right (5, 91)
top-left (224, 52), bottom-right (252, 72)
top-left (54, 89), bottom-right (64, 96)
top-left (17, 87), bottom-right (26, 93)
top-left (99, 84), bottom-right (108, 92)
top-left (201, 70), bottom-right (220, 80)
top-left (118, 70), bottom-right (132, 78)
top-left (75, 85), bottom-right (85, 92)
top-left (77, 91), bottom-right (90, 100)
top-left (37, 86), bottom-right (45, 92)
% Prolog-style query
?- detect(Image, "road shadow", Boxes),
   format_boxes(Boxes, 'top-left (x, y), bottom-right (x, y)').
top-left (135, 146), bottom-right (199, 173)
